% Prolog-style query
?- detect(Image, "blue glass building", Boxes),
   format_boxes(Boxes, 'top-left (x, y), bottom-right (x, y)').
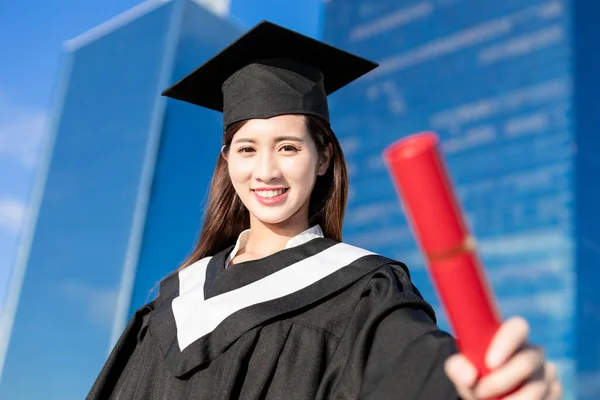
top-left (0, 1), bottom-right (242, 398)
top-left (321, 1), bottom-right (599, 399)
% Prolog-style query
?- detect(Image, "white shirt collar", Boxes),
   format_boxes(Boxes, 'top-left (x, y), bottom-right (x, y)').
top-left (226, 225), bottom-right (324, 266)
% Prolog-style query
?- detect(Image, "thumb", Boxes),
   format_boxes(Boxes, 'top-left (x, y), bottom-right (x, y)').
top-left (445, 354), bottom-right (478, 400)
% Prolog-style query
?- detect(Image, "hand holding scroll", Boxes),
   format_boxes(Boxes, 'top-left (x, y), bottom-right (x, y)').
top-left (445, 316), bottom-right (561, 399)
top-left (383, 133), bottom-right (562, 399)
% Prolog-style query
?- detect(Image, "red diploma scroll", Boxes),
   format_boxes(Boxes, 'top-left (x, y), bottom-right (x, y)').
top-left (383, 132), bottom-right (502, 377)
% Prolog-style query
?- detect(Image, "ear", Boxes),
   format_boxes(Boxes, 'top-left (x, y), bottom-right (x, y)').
top-left (317, 143), bottom-right (333, 176)
top-left (221, 145), bottom-right (229, 162)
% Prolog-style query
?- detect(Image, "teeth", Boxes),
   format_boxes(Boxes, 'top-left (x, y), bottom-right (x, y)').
top-left (255, 189), bottom-right (286, 198)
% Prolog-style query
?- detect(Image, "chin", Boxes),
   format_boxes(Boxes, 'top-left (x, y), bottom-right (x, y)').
top-left (246, 203), bottom-right (300, 226)
top-left (251, 212), bottom-right (294, 226)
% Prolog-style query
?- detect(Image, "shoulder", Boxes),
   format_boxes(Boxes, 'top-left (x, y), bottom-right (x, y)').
top-left (336, 240), bottom-right (413, 278)
top-left (152, 255), bottom-right (214, 305)
top-left (310, 239), bottom-right (416, 294)
top-left (336, 240), bottom-right (432, 308)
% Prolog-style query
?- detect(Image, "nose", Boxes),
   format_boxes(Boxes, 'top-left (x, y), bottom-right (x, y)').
top-left (254, 151), bottom-right (282, 183)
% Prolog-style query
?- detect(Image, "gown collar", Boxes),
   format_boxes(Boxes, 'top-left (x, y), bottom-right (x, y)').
top-left (225, 224), bottom-right (324, 266)
top-left (149, 235), bottom-right (396, 378)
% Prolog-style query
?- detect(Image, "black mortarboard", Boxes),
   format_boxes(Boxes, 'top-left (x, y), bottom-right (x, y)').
top-left (161, 20), bottom-right (378, 129)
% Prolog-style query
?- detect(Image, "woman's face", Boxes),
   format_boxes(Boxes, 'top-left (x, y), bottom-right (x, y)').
top-left (224, 115), bottom-right (330, 227)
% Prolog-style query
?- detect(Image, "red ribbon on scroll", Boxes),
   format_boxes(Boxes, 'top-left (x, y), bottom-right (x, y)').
top-left (383, 132), bottom-right (502, 377)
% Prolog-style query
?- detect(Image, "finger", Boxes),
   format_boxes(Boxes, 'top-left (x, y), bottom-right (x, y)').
top-left (545, 362), bottom-right (556, 375)
top-left (544, 362), bottom-right (563, 400)
top-left (445, 354), bottom-right (478, 387)
top-left (548, 379), bottom-right (563, 400)
top-left (544, 362), bottom-right (557, 382)
top-left (444, 354), bottom-right (478, 399)
top-left (486, 316), bottom-right (530, 369)
top-left (500, 374), bottom-right (548, 400)
top-left (474, 346), bottom-right (545, 399)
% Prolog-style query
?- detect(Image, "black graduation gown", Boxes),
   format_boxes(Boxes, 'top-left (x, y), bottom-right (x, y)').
top-left (87, 238), bottom-right (460, 399)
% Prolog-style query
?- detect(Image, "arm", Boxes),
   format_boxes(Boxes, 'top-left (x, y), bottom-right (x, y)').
top-left (320, 263), bottom-right (562, 400)
top-left (86, 302), bottom-right (155, 400)
top-left (319, 263), bottom-right (460, 399)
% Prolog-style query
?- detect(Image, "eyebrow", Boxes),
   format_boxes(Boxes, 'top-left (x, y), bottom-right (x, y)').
top-left (232, 135), bottom-right (305, 144)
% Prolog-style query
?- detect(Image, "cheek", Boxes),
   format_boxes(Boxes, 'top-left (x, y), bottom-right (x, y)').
top-left (281, 157), bottom-right (318, 187)
top-left (227, 158), bottom-right (254, 183)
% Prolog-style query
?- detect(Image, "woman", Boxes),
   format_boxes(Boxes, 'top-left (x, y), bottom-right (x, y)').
top-left (87, 21), bottom-right (562, 399)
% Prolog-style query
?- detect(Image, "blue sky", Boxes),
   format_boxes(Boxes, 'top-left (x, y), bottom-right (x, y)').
top-left (0, 0), bottom-right (320, 317)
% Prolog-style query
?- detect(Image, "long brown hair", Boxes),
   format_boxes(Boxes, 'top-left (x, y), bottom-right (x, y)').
top-left (178, 115), bottom-right (348, 270)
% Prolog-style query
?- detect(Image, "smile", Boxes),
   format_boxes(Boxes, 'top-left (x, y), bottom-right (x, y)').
top-left (252, 187), bottom-right (290, 205)
top-left (253, 188), bottom-right (289, 198)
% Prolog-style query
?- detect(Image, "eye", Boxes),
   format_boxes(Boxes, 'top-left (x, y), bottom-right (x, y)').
top-left (237, 147), bottom-right (255, 154)
top-left (280, 145), bottom-right (299, 152)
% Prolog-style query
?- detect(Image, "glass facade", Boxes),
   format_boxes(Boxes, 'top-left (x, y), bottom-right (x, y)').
top-left (128, 1), bottom-right (242, 321)
top-left (0, 1), bottom-right (241, 398)
top-left (322, 1), bottom-right (598, 399)
top-left (572, 2), bottom-right (600, 398)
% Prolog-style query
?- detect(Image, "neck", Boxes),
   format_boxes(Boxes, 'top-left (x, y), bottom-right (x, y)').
top-left (244, 209), bottom-right (311, 259)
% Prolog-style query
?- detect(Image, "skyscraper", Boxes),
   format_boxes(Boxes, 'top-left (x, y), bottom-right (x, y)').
top-left (321, 1), bottom-right (598, 399)
top-left (0, 1), bottom-right (241, 398)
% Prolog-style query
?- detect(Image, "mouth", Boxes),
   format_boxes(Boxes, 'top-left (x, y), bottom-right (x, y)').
top-left (251, 187), bottom-right (290, 199)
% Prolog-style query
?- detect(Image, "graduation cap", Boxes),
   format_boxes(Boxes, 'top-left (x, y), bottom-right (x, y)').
top-left (161, 20), bottom-right (378, 128)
